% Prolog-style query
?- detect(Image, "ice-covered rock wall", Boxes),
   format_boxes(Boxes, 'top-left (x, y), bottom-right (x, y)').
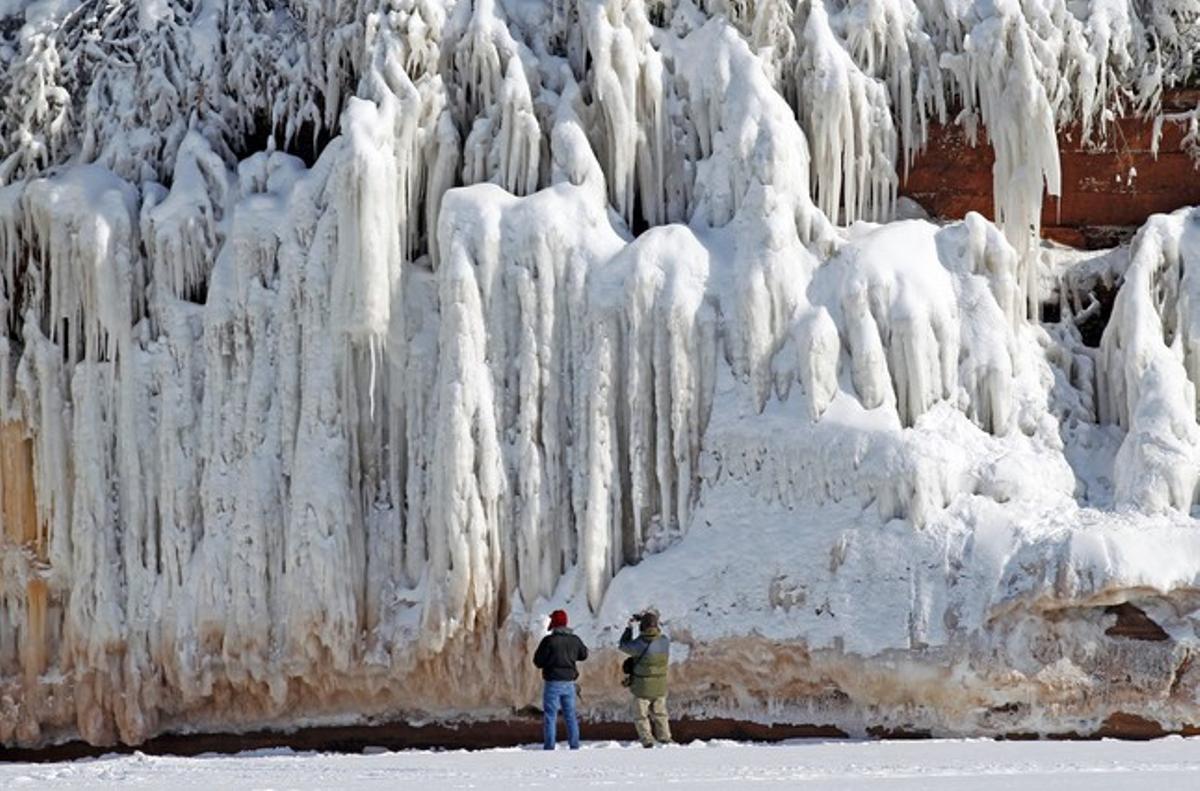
top-left (2, 0), bottom-right (1200, 746)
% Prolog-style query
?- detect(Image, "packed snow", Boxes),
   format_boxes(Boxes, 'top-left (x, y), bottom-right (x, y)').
top-left (2, 0), bottom-right (1200, 749)
top-left (5, 738), bottom-right (1200, 790)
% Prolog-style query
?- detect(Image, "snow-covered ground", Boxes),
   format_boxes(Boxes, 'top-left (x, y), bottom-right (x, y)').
top-left (3, 738), bottom-right (1200, 790)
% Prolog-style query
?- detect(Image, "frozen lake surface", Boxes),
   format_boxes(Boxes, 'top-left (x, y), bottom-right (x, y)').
top-left (3, 737), bottom-right (1199, 790)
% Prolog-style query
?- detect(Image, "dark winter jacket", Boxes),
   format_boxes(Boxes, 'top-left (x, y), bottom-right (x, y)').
top-left (533, 628), bottom-right (589, 681)
top-left (619, 625), bottom-right (669, 699)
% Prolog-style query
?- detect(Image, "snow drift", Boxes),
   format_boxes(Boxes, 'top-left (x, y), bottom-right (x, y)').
top-left (2, 0), bottom-right (1200, 746)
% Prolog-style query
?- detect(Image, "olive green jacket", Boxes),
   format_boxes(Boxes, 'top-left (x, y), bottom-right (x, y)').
top-left (619, 625), bottom-right (670, 699)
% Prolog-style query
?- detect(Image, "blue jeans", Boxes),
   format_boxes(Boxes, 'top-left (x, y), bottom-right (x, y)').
top-left (542, 680), bottom-right (580, 749)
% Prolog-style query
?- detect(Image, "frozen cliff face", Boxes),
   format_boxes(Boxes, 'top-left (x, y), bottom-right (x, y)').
top-left (2, 0), bottom-right (1200, 747)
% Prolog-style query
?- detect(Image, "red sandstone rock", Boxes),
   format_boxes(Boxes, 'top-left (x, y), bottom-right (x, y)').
top-left (901, 92), bottom-right (1200, 249)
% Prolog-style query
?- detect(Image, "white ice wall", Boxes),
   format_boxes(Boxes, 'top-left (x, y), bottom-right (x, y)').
top-left (1, 0), bottom-right (1200, 746)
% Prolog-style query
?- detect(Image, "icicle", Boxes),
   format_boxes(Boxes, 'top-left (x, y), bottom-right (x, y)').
top-left (797, 2), bottom-right (898, 224)
top-left (332, 98), bottom-right (399, 345)
top-left (675, 18), bottom-right (833, 246)
top-left (495, 57), bottom-right (540, 196)
top-left (23, 167), bottom-right (139, 363)
top-left (426, 239), bottom-right (505, 643)
top-left (1098, 208), bottom-right (1200, 511)
top-left (579, 0), bottom-right (640, 223)
top-left (142, 131), bottom-right (231, 325)
top-left (941, 7), bottom-right (1061, 318)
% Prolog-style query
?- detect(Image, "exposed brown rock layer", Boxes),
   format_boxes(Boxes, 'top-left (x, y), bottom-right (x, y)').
top-left (902, 90), bottom-right (1200, 248)
top-left (0, 421), bottom-right (38, 551)
top-left (0, 420), bottom-right (48, 688)
top-left (1105, 604), bottom-right (1171, 642)
top-left (3, 596), bottom-right (1199, 752)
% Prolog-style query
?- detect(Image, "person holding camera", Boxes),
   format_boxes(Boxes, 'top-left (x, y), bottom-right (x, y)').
top-left (618, 610), bottom-right (672, 747)
top-left (533, 609), bottom-right (589, 750)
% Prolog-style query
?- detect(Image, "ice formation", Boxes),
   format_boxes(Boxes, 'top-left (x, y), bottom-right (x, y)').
top-left (2, 0), bottom-right (1200, 747)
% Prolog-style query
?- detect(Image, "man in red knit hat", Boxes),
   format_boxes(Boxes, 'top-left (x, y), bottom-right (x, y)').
top-left (533, 609), bottom-right (589, 749)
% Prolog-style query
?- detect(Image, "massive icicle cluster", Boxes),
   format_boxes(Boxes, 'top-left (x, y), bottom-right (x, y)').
top-left (1, 0), bottom-right (1200, 746)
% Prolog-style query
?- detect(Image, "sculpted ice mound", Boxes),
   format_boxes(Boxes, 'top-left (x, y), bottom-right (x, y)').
top-left (1, 0), bottom-right (1200, 747)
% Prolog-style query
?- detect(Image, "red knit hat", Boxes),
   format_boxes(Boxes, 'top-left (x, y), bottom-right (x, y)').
top-left (548, 610), bottom-right (568, 630)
